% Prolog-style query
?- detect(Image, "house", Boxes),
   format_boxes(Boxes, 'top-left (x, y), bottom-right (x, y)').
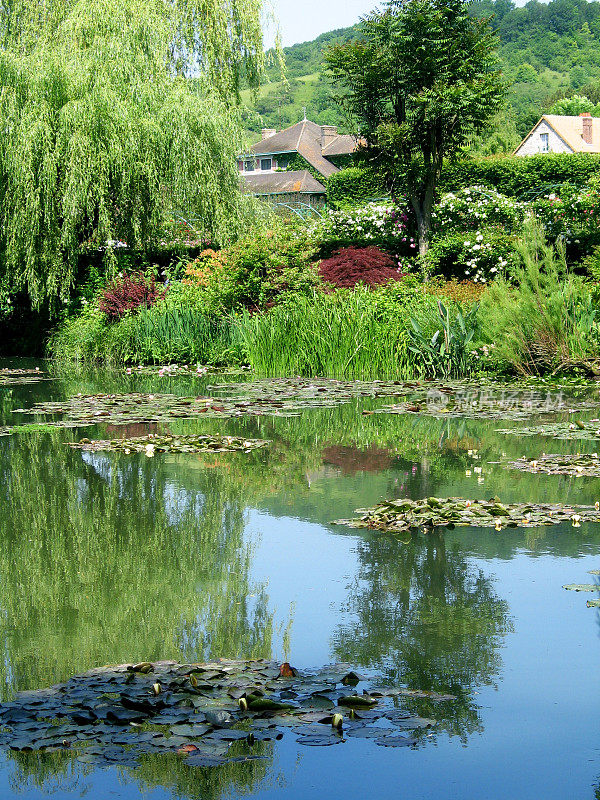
top-left (239, 118), bottom-right (359, 204)
top-left (515, 113), bottom-right (600, 155)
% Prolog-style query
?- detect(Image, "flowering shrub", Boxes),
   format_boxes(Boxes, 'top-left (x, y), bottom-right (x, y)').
top-left (315, 201), bottom-right (418, 254)
top-left (319, 246), bottom-right (406, 289)
top-left (531, 187), bottom-right (600, 255)
top-left (181, 225), bottom-right (320, 313)
top-left (184, 249), bottom-right (228, 287)
top-left (433, 186), bottom-right (526, 234)
top-left (98, 272), bottom-right (163, 320)
top-left (427, 228), bottom-right (516, 283)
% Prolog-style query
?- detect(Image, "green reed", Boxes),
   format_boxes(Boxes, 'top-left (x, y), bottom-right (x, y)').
top-left (236, 289), bottom-right (417, 380)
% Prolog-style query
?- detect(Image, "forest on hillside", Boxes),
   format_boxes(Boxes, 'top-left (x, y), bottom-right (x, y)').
top-left (242, 0), bottom-right (600, 152)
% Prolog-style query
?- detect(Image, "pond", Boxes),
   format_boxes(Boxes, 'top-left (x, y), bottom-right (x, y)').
top-left (0, 361), bottom-right (598, 799)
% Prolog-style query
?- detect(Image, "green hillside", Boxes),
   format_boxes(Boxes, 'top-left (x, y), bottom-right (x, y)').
top-left (242, 0), bottom-right (600, 151)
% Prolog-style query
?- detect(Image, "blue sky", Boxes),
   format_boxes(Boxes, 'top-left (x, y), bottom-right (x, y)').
top-left (269, 0), bottom-right (373, 46)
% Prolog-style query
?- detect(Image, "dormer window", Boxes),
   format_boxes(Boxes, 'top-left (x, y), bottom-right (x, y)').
top-left (540, 132), bottom-right (549, 152)
top-left (260, 158), bottom-right (272, 171)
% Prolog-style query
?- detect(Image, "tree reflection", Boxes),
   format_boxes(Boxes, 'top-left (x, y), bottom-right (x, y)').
top-left (0, 431), bottom-right (274, 696)
top-left (332, 531), bottom-right (512, 741)
top-left (8, 744), bottom-right (277, 800)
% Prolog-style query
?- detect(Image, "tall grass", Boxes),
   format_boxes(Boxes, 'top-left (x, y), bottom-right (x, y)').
top-left (237, 288), bottom-right (418, 380)
top-left (480, 218), bottom-right (599, 375)
top-left (48, 306), bottom-right (243, 365)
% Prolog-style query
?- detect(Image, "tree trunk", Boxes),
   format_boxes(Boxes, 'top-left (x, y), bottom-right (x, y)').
top-left (416, 209), bottom-right (431, 259)
top-left (411, 193), bottom-right (433, 258)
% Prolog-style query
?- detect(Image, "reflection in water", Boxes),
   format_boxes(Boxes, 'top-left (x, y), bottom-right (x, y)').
top-left (0, 432), bottom-right (274, 696)
top-left (8, 744), bottom-right (276, 799)
top-left (331, 532), bottom-right (512, 741)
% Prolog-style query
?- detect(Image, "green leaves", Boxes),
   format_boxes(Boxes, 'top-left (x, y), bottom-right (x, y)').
top-left (0, 0), bottom-right (265, 307)
top-left (325, 0), bottom-right (504, 254)
top-left (408, 301), bottom-right (479, 378)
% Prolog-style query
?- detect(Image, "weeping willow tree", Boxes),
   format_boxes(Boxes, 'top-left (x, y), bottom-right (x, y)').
top-left (0, 0), bottom-right (266, 306)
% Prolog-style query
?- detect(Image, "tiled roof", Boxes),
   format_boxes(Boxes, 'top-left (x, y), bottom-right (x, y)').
top-left (249, 120), bottom-right (359, 178)
top-left (241, 170), bottom-right (326, 195)
top-left (519, 115), bottom-right (600, 153)
top-left (322, 134), bottom-right (360, 156)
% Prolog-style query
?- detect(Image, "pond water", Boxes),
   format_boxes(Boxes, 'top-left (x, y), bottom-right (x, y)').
top-left (0, 361), bottom-right (598, 799)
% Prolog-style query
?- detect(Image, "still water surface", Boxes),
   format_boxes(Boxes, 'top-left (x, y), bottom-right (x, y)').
top-left (0, 362), bottom-right (598, 799)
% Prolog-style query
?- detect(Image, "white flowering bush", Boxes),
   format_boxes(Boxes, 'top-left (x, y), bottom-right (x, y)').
top-left (427, 228), bottom-right (516, 283)
top-left (433, 186), bottom-right (526, 234)
top-left (531, 187), bottom-right (600, 252)
top-left (314, 201), bottom-right (418, 252)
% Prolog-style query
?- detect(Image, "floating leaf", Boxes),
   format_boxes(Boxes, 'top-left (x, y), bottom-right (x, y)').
top-left (338, 695), bottom-right (377, 708)
top-left (563, 584), bottom-right (600, 592)
top-left (296, 734), bottom-right (343, 747)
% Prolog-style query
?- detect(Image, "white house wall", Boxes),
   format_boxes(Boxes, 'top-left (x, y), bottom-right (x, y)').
top-left (515, 120), bottom-right (574, 156)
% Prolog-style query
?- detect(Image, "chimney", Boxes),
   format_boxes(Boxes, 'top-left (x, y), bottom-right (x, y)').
top-left (581, 112), bottom-right (593, 145)
top-left (261, 128), bottom-right (276, 140)
top-left (321, 125), bottom-right (337, 149)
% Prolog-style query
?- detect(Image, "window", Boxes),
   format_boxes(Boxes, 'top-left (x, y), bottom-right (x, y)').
top-left (540, 132), bottom-right (549, 152)
top-left (260, 158), bottom-right (272, 171)
top-left (244, 160), bottom-right (255, 172)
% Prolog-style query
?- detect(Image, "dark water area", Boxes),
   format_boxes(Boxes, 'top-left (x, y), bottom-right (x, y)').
top-left (0, 361), bottom-right (598, 799)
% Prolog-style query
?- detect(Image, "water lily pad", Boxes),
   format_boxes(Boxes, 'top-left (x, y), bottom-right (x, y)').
top-left (168, 723), bottom-right (211, 737)
top-left (563, 584), bottom-right (599, 592)
top-left (296, 733), bottom-right (343, 746)
top-left (69, 434), bottom-right (269, 455)
top-left (345, 727), bottom-right (389, 738)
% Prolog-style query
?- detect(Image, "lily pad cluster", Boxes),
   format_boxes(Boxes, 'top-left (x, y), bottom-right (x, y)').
top-left (208, 377), bottom-right (428, 404)
top-left (126, 365), bottom-right (249, 377)
top-left (0, 368), bottom-right (48, 386)
top-left (68, 434), bottom-right (269, 455)
top-left (11, 392), bottom-right (304, 428)
top-left (334, 496), bottom-right (600, 534)
top-left (497, 420), bottom-right (600, 441)
top-left (563, 571), bottom-right (600, 608)
top-left (507, 453), bottom-right (600, 477)
top-left (371, 394), bottom-right (600, 421)
top-left (9, 382), bottom-right (429, 430)
top-left (0, 660), bottom-right (451, 766)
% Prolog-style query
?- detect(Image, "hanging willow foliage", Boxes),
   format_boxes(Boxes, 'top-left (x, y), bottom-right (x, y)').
top-left (0, 0), bottom-right (266, 306)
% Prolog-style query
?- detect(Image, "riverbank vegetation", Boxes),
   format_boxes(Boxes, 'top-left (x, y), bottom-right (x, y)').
top-left (47, 179), bottom-right (600, 380)
top-left (8, 0), bottom-right (600, 381)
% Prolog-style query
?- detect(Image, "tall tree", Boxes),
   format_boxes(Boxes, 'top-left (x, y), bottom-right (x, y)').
top-left (0, 0), bottom-right (265, 306)
top-left (325, 0), bottom-right (505, 256)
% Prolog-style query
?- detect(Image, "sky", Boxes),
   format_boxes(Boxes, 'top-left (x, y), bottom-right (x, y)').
top-left (269, 0), bottom-right (373, 46)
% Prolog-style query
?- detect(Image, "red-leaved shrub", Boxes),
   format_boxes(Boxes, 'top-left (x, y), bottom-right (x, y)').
top-left (99, 272), bottom-right (163, 320)
top-left (318, 246), bottom-right (403, 289)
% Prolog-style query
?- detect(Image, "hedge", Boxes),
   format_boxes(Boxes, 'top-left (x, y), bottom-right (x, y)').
top-left (440, 153), bottom-right (600, 198)
top-left (326, 167), bottom-right (387, 208)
